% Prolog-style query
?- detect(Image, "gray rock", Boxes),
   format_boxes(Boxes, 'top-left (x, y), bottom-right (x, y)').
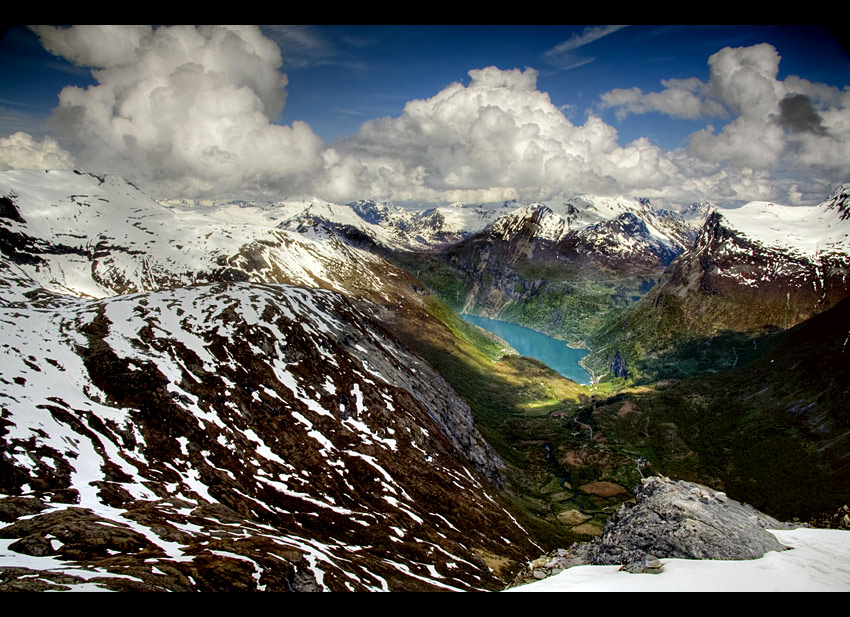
top-left (507, 475), bottom-right (792, 589)
top-left (586, 476), bottom-right (789, 566)
top-left (619, 554), bottom-right (663, 574)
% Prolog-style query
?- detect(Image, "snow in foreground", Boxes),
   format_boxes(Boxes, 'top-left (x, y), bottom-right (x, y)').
top-left (508, 528), bottom-right (850, 592)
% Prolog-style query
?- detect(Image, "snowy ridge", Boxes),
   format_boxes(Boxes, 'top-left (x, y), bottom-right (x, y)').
top-left (159, 196), bottom-right (515, 253)
top-left (713, 196), bottom-right (850, 261)
top-left (0, 169), bottom-right (390, 299)
top-left (483, 196), bottom-right (693, 265)
top-left (681, 192), bottom-right (850, 297)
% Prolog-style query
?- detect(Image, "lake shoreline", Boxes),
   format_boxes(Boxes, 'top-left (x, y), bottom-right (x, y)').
top-left (461, 313), bottom-right (592, 385)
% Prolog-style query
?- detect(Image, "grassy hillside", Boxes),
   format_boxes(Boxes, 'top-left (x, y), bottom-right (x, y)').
top-left (385, 290), bottom-right (658, 549)
top-left (586, 297), bottom-right (850, 520)
top-left (386, 245), bottom-right (850, 527)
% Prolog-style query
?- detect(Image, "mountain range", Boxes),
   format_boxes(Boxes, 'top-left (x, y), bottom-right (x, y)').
top-left (587, 184), bottom-right (850, 381)
top-left (0, 170), bottom-right (542, 591)
top-left (1, 168), bottom-right (848, 591)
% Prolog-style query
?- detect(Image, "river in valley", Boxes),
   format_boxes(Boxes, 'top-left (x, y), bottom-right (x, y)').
top-left (461, 314), bottom-right (591, 385)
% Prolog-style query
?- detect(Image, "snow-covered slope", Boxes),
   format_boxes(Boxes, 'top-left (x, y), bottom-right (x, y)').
top-left (677, 187), bottom-right (850, 301)
top-left (0, 280), bottom-right (538, 591)
top-left (0, 169), bottom-right (545, 591)
top-left (484, 196), bottom-right (693, 267)
top-left (712, 187), bottom-right (850, 263)
top-left (0, 169), bottom-right (398, 299)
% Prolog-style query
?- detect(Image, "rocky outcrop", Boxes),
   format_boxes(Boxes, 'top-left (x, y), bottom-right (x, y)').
top-left (582, 476), bottom-right (790, 564)
top-left (609, 352), bottom-right (629, 379)
top-left (508, 476), bottom-right (791, 587)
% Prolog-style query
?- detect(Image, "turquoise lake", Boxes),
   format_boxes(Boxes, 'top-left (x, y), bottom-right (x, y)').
top-left (462, 314), bottom-right (591, 385)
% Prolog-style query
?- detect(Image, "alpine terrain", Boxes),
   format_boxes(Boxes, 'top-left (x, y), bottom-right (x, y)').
top-left (0, 169), bottom-right (544, 591)
top-left (1, 168), bottom-right (849, 592)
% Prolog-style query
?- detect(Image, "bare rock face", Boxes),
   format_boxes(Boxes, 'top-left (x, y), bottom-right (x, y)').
top-left (585, 476), bottom-right (790, 565)
top-left (508, 475), bottom-right (791, 588)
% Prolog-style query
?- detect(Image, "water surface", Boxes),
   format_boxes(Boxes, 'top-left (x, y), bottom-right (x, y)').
top-left (462, 314), bottom-right (591, 385)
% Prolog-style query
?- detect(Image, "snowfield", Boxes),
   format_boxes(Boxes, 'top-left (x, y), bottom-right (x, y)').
top-left (508, 528), bottom-right (850, 592)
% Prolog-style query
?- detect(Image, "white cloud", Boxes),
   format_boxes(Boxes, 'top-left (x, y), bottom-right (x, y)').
top-left (601, 78), bottom-right (727, 120)
top-left (26, 27), bottom-right (847, 208)
top-left (600, 42), bottom-right (850, 181)
top-left (0, 131), bottom-right (75, 171)
top-left (32, 25), bottom-right (324, 199)
top-left (551, 25), bottom-right (628, 53)
top-left (32, 25), bottom-right (152, 69)
top-left (311, 52), bottom-right (845, 207)
top-left (316, 66), bottom-right (706, 204)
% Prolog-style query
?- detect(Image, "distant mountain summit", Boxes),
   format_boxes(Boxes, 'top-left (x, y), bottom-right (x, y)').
top-left (588, 184), bottom-right (850, 381)
top-left (390, 194), bottom-right (701, 347)
top-left (653, 189), bottom-right (850, 331)
top-left (819, 183), bottom-right (850, 220)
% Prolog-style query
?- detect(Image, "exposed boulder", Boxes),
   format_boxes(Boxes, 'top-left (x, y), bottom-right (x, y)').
top-left (609, 352), bottom-right (629, 379)
top-left (508, 475), bottom-right (791, 588)
top-left (585, 476), bottom-right (789, 565)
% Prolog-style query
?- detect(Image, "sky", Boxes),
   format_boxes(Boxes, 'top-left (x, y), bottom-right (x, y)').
top-left (1, 24), bottom-right (849, 209)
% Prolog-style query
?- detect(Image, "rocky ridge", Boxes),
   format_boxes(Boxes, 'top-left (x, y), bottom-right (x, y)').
top-left (587, 186), bottom-right (850, 381)
top-left (0, 169), bottom-right (542, 591)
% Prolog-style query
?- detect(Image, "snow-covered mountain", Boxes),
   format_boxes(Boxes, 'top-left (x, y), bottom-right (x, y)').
top-left (656, 201), bottom-right (716, 245)
top-left (0, 169), bottom-right (542, 591)
top-left (157, 196), bottom-right (516, 254)
top-left (485, 196), bottom-right (695, 265)
top-left (160, 193), bottom-right (697, 261)
top-left (587, 185), bottom-right (850, 381)
top-left (347, 199), bottom-right (518, 250)
top-left (653, 186), bottom-right (850, 332)
top-left (0, 170), bottom-right (405, 301)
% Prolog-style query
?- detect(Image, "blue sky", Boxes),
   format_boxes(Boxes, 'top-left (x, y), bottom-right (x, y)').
top-left (266, 25), bottom-right (850, 147)
top-left (1, 25), bottom-right (849, 207)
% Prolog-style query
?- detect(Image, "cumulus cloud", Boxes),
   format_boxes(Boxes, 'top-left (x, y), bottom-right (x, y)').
top-left (26, 27), bottom-right (847, 208)
top-left (31, 25), bottom-right (324, 198)
top-left (601, 42), bottom-right (850, 178)
top-left (600, 78), bottom-right (727, 120)
top-left (0, 131), bottom-right (75, 171)
top-left (315, 66), bottom-right (717, 205)
top-left (316, 57), bottom-right (845, 207)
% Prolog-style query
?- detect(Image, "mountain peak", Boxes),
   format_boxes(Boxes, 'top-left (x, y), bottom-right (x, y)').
top-left (822, 183), bottom-right (850, 220)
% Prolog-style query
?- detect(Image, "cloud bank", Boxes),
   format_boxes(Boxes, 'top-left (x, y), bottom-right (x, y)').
top-left (601, 43), bottom-right (850, 183)
top-left (0, 131), bottom-right (75, 171)
top-left (318, 66), bottom-right (697, 204)
top-left (3, 26), bottom-right (847, 207)
top-left (28, 25), bottom-right (324, 198)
